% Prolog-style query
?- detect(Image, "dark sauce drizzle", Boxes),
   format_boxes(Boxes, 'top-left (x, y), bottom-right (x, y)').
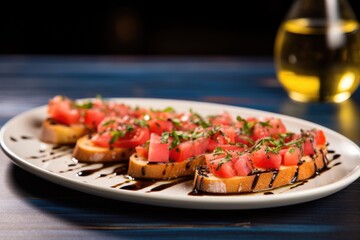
top-left (251, 174), bottom-right (260, 191)
top-left (10, 136), bottom-right (17, 142)
top-left (291, 168), bottom-right (299, 183)
top-left (97, 164), bottom-right (128, 178)
top-left (120, 180), bottom-right (156, 190)
top-left (148, 177), bottom-right (192, 192)
top-left (76, 162), bottom-right (120, 177)
top-left (10, 135), bottom-right (33, 142)
top-left (269, 171), bottom-right (279, 188)
top-left (18, 134), bottom-right (343, 195)
top-left (264, 192), bottom-right (274, 195)
top-left (21, 135), bottom-right (33, 140)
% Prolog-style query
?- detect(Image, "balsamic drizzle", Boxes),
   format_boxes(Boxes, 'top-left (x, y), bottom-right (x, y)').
top-left (13, 133), bottom-right (343, 195)
top-left (10, 136), bottom-right (17, 142)
top-left (148, 177), bottom-right (192, 192)
top-left (291, 168), bottom-right (299, 183)
top-left (251, 174), bottom-right (260, 191)
top-left (269, 171), bottom-right (279, 188)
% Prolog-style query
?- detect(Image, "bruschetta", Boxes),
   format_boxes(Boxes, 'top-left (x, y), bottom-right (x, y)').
top-left (126, 115), bottom-right (290, 180)
top-left (192, 129), bottom-right (328, 194)
top-left (40, 95), bottom-right (135, 144)
top-left (40, 118), bottom-right (88, 144)
top-left (40, 95), bottom-right (332, 195)
top-left (73, 135), bottom-right (134, 162)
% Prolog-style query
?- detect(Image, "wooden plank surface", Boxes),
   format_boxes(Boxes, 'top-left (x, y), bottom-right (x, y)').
top-left (0, 56), bottom-right (359, 240)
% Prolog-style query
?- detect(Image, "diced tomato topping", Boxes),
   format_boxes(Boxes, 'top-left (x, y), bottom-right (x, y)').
top-left (97, 117), bottom-right (124, 133)
top-left (302, 138), bottom-right (315, 156)
top-left (207, 138), bottom-right (219, 152)
top-left (268, 118), bottom-right (287, 135)
top-left (208, 111), bottom-right (233, 126)
top-left (169, 137), bottom-right (208, 162)
top-left (282, 147), bottom-right (301, 166)
top-left (252, 146), bottom-right (282, 169)
top-left (314, 129), bottom-right (326, 146)
top-left (148, 133), bottom-right (170, 163)
top-left (252, 124), bottom-right (271, 140)
top-left (216, 144), bottom-right (246, 152)
top-left (84, 108), bottom-right (107, 129)
top-left (252, 118), bottom-right (287, 141)
top-left (48, 96), bottom-right (81, 125)
top-left (91, 126), bottom-right (150, 148)
top-left (221, 126), bottom-right (236, 143)
top-left (135, 145), bottom-right (149, 158)
top-left (232, 153), bottom-right (253, 176)
top-left (148, 119), bottom-right (173, 135)
top-left (204, 152), bottom-right (224, 167)
top-left (234, 134), bottom-right (253, 146)
top-left (206, 126), bottom-right (235, 151)
top-left (208, 158), bottom-right (237, 178)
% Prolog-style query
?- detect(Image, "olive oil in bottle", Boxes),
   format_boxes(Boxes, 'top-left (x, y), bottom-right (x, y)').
top-left (274, 0), bottom-right (360, 103)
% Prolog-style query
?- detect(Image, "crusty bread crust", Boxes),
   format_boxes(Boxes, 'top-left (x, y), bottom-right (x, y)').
top-left (40, 118), bottom-right (88, 144)
top-left (73, 135), bottom-right (134, 163)
top-left (193, 147), bottom-right (328, 194)
top-left (128, 154), bottom-right (206, 180)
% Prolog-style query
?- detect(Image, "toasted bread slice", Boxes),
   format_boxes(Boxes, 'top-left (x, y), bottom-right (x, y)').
top-left (193, 147), bottom-right (328, 194)
top-left (128, 154), bottom-right (206, 180)
top-left (73, 135), bottom-right (134, 163)
top-left (40, 118), bottom-right (88, 144)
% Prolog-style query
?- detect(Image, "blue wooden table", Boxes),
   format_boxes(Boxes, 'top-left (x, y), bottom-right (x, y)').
top-left (0, 56), bottom-right (359, 239)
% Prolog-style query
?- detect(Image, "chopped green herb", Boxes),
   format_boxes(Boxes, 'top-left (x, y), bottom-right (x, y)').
top-left (134, 118), bottom-right (149, 128)
top-left (109, 130), bottom-right (123, 144)
top-left (213, 146), bottom-right (225, 155)
top-left (258, 120), bottom-right (271, 127)
top-left (76, 102), bottom-right (93, 109)
top-left (160, 132), bottom-right (170, 144)
top-left (265, 145), bottom-right (281, 154)
top-left (215, 154), bottom-right (232, 171)
top-left (170, 131), bottom-right (181, 150)
top-left (189, 109), bottom-right (210, 128)
top-left (163, 106), bottom-right (175, 113)
top-left (109, 124), bottom-right (134, 145)
top-left (171, 118), bottom-right (181, 126)
top-left (236, 116), bottom-right (255, 135)
top-left (207, 126), bottom-right (221, 136)
top-left (102, 119), bottom-right (116, 127)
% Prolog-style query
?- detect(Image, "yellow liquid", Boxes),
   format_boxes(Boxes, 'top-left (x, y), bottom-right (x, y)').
top-left (275, 18), bottom-right (360, 103)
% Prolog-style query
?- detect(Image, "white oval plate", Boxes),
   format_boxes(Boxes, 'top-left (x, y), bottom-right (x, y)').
top-left (1, 98), bottom-right (360, 209)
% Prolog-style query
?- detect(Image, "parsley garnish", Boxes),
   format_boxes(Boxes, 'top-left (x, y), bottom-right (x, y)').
top-left (236, 116), bottom-right (255, 135)
top-left (134, 118), bottom-right (149, 128)
top-left (109, 124), bottom-right (135, 145)
top-left (258, 120), bottom-right (271, 127)
top-left (160, 132), bottom-right (170, 144)
top-left (215, 154), bottom-right (232, 171)
top-left (190, 109), bottom-right (210, 128)
top-left (102, 119), bottom-right (116, 127)
top-left (76, 102), bottom-right (93, 109)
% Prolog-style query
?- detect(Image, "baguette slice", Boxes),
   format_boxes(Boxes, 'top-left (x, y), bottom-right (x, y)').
top-left (128, 154), bottom-right (206, 180)
top-left (40, 118), bottom-right (88, 144)
top-left (193, 147), bottom-right (328, 194)
top-left (73, 135), bottom-right (134, 163)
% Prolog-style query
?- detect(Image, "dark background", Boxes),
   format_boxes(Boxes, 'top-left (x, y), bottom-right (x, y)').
top-left (1, 1), bottom-right (360, 56)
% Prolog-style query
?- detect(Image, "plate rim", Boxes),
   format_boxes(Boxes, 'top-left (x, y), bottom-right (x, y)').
top-left (1, 97), bottom-right (360, 210)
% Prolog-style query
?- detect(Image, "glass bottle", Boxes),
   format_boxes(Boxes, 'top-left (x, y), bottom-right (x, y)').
top-left (274, 0), bottom-right (360, 103)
